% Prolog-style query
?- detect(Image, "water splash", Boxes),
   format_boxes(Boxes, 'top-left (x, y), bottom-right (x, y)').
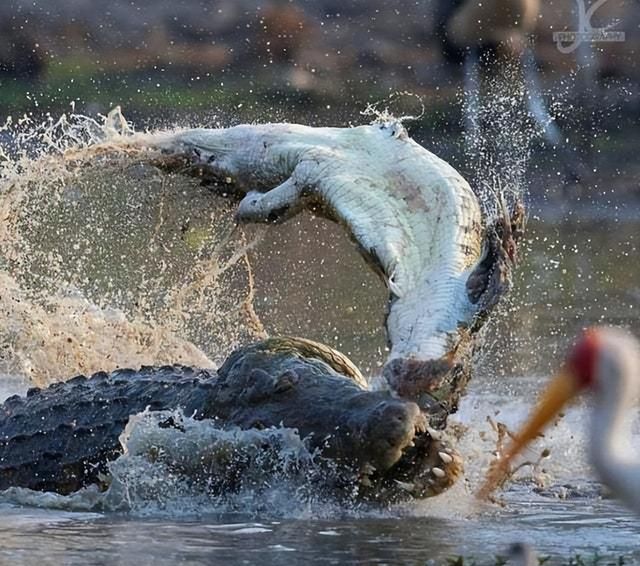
top-left (105, 410), bottom-right (319, 515)
top-left (0, 108), bottom-right (266, 385)
top-left (0, 410), bottom-right (369, 518)
top-left (461, 55), bottom-right (538, 219)
top-left (0, 104), bottom-right (598, 518)
top-left (360, 91), bottom-right (425, 126)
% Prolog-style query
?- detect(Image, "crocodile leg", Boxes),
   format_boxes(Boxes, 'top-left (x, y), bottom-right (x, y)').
top-left (236, 175), bottom-right (306, 224)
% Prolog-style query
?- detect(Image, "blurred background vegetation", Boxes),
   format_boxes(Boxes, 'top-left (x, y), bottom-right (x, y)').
top-left (0, 0), bottom-right (638, 202)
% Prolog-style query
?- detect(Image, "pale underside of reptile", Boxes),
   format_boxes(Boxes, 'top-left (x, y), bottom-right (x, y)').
top-left (143, 120), bottom-right (520, 401)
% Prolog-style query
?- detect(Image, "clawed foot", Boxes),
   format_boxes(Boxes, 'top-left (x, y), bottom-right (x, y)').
top-left (235, 186), bottom-right (302, 224)
top-left (357, 422), bottom-right (463, 502)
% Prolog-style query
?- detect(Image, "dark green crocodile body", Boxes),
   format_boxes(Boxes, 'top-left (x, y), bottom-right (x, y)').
top-left (0, 339), bottom-right (461, 498)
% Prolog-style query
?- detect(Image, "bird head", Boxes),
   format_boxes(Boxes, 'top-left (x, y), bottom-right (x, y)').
top-left (478, 326), bottom-right (640, 499)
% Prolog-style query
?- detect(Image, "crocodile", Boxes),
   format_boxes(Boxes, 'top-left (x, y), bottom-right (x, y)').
top-left (0, 337), bottom-right (462, 501)
top-left (141, 119), bottom-right (523, 406)
top-left (0, 119), bottom-right (522, 501)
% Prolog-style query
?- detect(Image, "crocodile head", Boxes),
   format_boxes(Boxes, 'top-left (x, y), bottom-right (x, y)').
top-left (345, 394), bottom-right (464, 502)
top-left (151, 124), bottom-right (297, 189)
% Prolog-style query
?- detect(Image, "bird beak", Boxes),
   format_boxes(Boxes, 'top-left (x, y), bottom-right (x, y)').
top-left (477, 367), bottom-right (582, 499)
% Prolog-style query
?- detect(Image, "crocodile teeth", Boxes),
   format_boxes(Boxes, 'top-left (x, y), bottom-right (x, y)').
top-left (361, 463), bottom-right (377, 475)
top-left (415, 418), bottom-right (427, 434)
top-left (432, 467), bottom-right (446, 478)
top-left (427, 427), bottom-right (442, 440)
top-left (438, 451), bottom-right (453, 464)
top-left (394, 480), bottom-right (415, 492)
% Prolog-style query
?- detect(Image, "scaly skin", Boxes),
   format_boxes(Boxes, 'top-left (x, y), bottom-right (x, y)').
top-left (146, 121), bottom-right (521, 405)
top-left (0, 338), bottom-right (461, 499)
top-left (0, 365), bottom-right (214, 494)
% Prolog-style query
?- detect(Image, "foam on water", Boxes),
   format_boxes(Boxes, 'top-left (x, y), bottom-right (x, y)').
top-left (0, 409), bottom-right (387, 519)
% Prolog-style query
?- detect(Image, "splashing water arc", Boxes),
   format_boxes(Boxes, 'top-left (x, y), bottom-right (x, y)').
top-left (0, 108), bottom-right (267, 386)
top-left (0, 104), bottom-right (530, 388)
